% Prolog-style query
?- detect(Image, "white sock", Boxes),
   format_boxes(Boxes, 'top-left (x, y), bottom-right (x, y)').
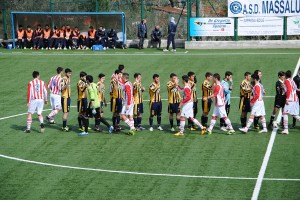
top-left (48, 110), bottom-right (58, 118)
top-left (124, 118), bottom-right (134, 129)
top-left (191, 118), bottom-right (203, 129)
top-left (224, 118), bottom-right (233, 129)
top-left (180, 120), bottom-right (185, 133)
top-left (27, 118), bottom-right (32, 130)
top-left (246, 117), bottom-right (254, 129)
top-left (260, 116), bottom-right (266, 129)
top-left (38, 115), bottom-right (44, 124)
top-left (283, 114), bottom-right (288, 129)
top-left (208, 118), bottom-right (216, 131)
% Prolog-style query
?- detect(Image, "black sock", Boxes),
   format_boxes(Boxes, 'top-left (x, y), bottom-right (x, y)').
top-left (204, 116), bottom-right (208, 127)
top-left (157, 116), bottom-right (161, 126)
top-left (100, 117), bottom-right (110, 128)
top-left (176, 119), bottom-right (180, 127)
top-left (188, 118), bottom-right (192, 128)
top-left (112, 116), bottom-right (116, 127)
top-left (95, 118), bottom-right (100, 126)
top-left (116, 115), bottom-right (120, 125)
top-left (220, 118), bottom-right (225, 127)
top-left (137, 117), bottom-right (142, 127)
top-left (281, 117), bottom-right (284, 126)
top-left (84, 118), bottom-right (89, 132)
top-left (169, 118), bottom-right (174, 128)
top-left (254, 117), bottom-right (259, 127)
top-left (293, 118), bottom-right (296, 126)
top-left (134, 117), bottom-right (138, 127)
top-left (270, 116), bottom-right (275, 125)
top-left (149, 117), bottom-right (153, 127)
top-left (63, 119), bottom-right (67, 128)
top-left (241, 117), bottom-right (246, 128)
top-left (201, 116), bottom-right (205, 125)
top-left (78, 117), bottom-right (82, 127)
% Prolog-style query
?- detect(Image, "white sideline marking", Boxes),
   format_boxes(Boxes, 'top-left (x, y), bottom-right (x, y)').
top-left (1, 52), bottom-right (300, 56)
top-left (251, 57), bottom-right (300, 200)
top-left (0, 153), bottom-right (299, 181)
top-left (0, 96), bottom-right (275, 121)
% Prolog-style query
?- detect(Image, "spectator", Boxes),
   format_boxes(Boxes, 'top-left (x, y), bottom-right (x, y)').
top-left (43, 24), bottom-right (51, 49)
top-left (49, 26), bottom-right (59, 50)
top-left (151, 25), bottom-right (162, 49)
top-left (25, 26), bottom-right (34, 49)
top-left (87, 26), bottom-right (96, 49)
top-left (33, 24), bottom-right (43, 50)
top-left (137, 19), bottom-right (147, 49)
top-left (107, 28), bottom-right (117, 49)
top-left (163, 17), bottom-right (177, 52)
top-left (16, 25), bottom-right (25, 49)
top-left (65, 25), bottom-right (73, 49)
top-left (96, 26), bottom-right (107, 49)
top-left (72, 27), bottom-right (80, 49)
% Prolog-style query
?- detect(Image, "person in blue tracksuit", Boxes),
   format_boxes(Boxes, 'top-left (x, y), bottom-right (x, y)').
top-left (137, 19), bottom-right (147, 49)
top-left (163, 17), bottom-right (177, 52)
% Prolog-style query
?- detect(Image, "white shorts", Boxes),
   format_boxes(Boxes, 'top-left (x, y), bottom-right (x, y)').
top-left (283, 101), bottom-right (299, 115)
top-left (50, 93), bottom-right (62, 110)
top-left (28, 99), bottom-right (44, 115)
top-left (251, 101), bottom-right (266, 116)
top-left (121, 104), bottom-right (134, 116)
top-left (212, 105), bottom-right (227, 118)
top-left (181, 102), bottom-right (194, 118)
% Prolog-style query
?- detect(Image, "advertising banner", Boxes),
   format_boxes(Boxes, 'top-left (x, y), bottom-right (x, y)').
top-left (190, 18), bottom-right (234, 36)
top-left (287, 16), bottom-right (300, 35)
top-left (228, 0), bottom-right (300, 17)
top-left (238, 17), bottom-right (283, 36)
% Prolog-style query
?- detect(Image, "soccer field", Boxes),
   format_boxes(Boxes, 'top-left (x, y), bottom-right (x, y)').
top-left (0, 48), bottom-right (299, 200)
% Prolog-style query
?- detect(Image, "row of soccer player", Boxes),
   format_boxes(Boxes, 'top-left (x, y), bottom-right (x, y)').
top-left (16, 24), bottom-right (118, 50)
top-left (25, 65), bottom-right (300, 135)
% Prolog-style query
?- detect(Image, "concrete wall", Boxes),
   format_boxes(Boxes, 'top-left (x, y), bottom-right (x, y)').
top-left (185, 40), bottom-right (300, 49)
top-left (126, 39), bottom-right (185, 48)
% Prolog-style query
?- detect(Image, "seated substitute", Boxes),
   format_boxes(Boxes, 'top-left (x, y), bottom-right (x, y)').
top-left (151, 25), bottom-right (162, 49)
top-left (107, 28), bottom-right (117, 49)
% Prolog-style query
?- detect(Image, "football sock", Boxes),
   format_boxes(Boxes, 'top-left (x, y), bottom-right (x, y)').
top-left (99, 117), bottom-right (110, 128)
top-left (269, 115), bottom-right (275, 125)
top-left (112, 116), bottom-right (116, 127)
top-left (246, 117), bottom-right (254, 129)
top-left (224, 118), bottom-right (233, 129)
top-left (157, 116), bottom-right (161, 126)
top-left (27, 118), bottom-right (32, 130)
top-left (78, 117), bottom-right (82, 127)
top-left (201, 116), bottom-right (205, 126)
top-left (95, 118), bottom-right (100, 126)
top-left (134, 117), bottom-right (138, 127)
top-left (124, 118), bottom-right (134, 129)
top-left (204, 116), bottom-right (208, 127)
top-left (188, 118), bottom-right (192, 128)
top-left (84, 118), bottom-right (89, 132)
top-left (240, 117), bottom-right (246, 128)
top-left (208, 118), bottom-right (216, 131)
top-left (191, 118), bottom-right (203, 129)
top-left (260, 116), bottom-right (267, 129)
top-left (137, 117), bottom-right (142, 127)
top-left (176, 119), bottom-right (180, 127)
top-left (283, 114), bottom-right (288, 129)
top-left (293, 117), bottom-right (297, 126)
top-left (179, 119), bottom-right (185, 133)
top-left (130, 118), bottom-right (135, 128)
top-left (149, 117), bottom-right (153, 127)
top-left (48, 110), bottom-right (58, 118)
top-left (38, 115), bottom-right (44, 124)
top-left (169, 118), bottom-right (174, 128)
top-left (254, 116), bottom-right (259, 127)
top-left (63, 119), bottom-right (67, 128)
top-left (220, 118), bottom-right (225, 127)
top-left (116, 115), bottom-right (121, 125)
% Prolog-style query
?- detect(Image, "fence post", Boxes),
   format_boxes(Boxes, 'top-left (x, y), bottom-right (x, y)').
top-left (187, 0), bottom-right (191, 41)
top-left (2, 0), bottom-right (7, 39)
top-left (49, 0), bottom-right (52, 12)
top-left (283, 16), bottom-right (287, 40)
top-left (196, 0), bottom-right (200, 41)
top-left (95, 0), bottom-right (99, 12)
top-left (234, 17), bottom-right (238, 41)
top-left (141, 0), bottom-right (144, 21)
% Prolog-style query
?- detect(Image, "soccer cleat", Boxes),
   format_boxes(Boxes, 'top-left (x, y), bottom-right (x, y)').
top-left (206, 129), bottom-right (212, 135)
top-left (46, 116), bottom-right (55, 124)
top-left (128, 129), bottom-right (135, 136)
top-left (201, 126), bottom-right (207, 135)
top-left (78, 127), bottom-right (84, 132)
top-left (78, 132), bottom-right (88, 136)
top-left (24, 129), bottom-right (31, 133)
top-left (259, 129), bottom-right (268, 133)
top-left (239, 127), bottom-right (248, 133)
top-left (149, 127), bottom-right (154, 132)
top-left (157, 126), bottom-right (164, 131)
top-left (227, 129), bottom-right (235, 135)
top-left (108, 126), bottom-right (114, 134)
top-left (220, 126), bottom-right (227, 132)
top-left (61, 126), bottom-right (70, 132)
top-left (163, 49), bottom-right (169, 52)
top-left (139, 126), bottom-right (145, 131)
top-left (281, 129), bottom-right (289, 135)
top-left (171, 49), bottom-right (176, 52)
top-left (255, 125), bottom-right (260, 130)
top-left (190, 127), bottom-right (196, 131)
top-left (174, 132), bottom-right (184, 136)
top-left (170, 127), bottom-right (175, 132)
top-left (40, 124), bottom-right (45, 133)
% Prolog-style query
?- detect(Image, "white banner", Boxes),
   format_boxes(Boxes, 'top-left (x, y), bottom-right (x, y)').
top-left (287, 16), bottom-right (300, 35)
top-left (228, 0), bottom-right (300, 17)
top-left (190, 18), bottom-right (234, 36)
top-left (238, 17), bottom-right (284, 36)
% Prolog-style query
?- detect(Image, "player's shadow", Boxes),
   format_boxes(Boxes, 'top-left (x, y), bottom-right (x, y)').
top-left (10, 124), bottom-right (39, 133)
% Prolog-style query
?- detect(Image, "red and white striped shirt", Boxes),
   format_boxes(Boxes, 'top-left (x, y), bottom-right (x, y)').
top-left (123, 81), bottom-right (134, 105)
top-left (181, 85), bottom-right (192, 104)
top-left (27, 79), bottom-right (48, 103)
top-left (285, 78), bottom-right (298, 102)
top-left (213, 83), bottom-right (225, 106)
top-left (251, 83), bottom-right (263, 104)
top-left (48, 74), bottom-right (62, 95)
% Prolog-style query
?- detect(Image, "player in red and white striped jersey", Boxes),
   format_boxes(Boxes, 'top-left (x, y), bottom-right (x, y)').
top-left (120, 73), bottom-right (135, 135)
top-left (239, 73), bottom-right (268, 133)
top-left (46, 67), bottom-right (63, 124)
top-left (203, 73), bottom-right (235, 135)
top-left (174, 75), bottom-right (205, 136)
top-left (281, 70), bottom-right (300, 134)
top-left (24, 71), bottom-right (48, 133)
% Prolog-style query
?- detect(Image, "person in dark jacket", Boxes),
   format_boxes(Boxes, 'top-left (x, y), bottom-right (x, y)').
top-left (107, 28), bottom-right (117, 49)
top-left (292, 68), bottom-right (300, 128)
top-left (96, 26), bottom-right (107, 49)
top-left (164, 17), bottom-right (177, 52)
top-left (138, 19), bottom-right (147, 49)
top-left (151, 25), bottom-right (162, 48)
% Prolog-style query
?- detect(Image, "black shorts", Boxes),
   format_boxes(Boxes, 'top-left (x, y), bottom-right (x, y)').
top-left (202, 98), bottom-right (212, 113)
top-left (274, 95), bottom-right (286, 108)
top-left (193, 101), bottom-right (198, 115)
top-left (111, 98), bottom-right (122, 113)
top-left (239, 97), bottom-right (251, 113)
top-left (168, 103), bottom-right (180, 114)
top-left (61, 97), bottom-right (71, 113)
top-left (134, 103), bottom-right (144, 116)
top-left (77, 98), bottom-right (88, 113)
top-left (150, 102), bottom-right (162, 116)
top-left (88, 102), bottom-right (101, 118)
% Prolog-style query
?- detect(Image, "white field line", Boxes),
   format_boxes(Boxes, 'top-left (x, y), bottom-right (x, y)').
top-left (251, 57), bottom-right (300, 200)
top-left (0, 153), bottom-right (299, 181)
top-left (0, 96), bottom-right (275, 121)
top-left (1, 52), bottom-right (300, 56)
